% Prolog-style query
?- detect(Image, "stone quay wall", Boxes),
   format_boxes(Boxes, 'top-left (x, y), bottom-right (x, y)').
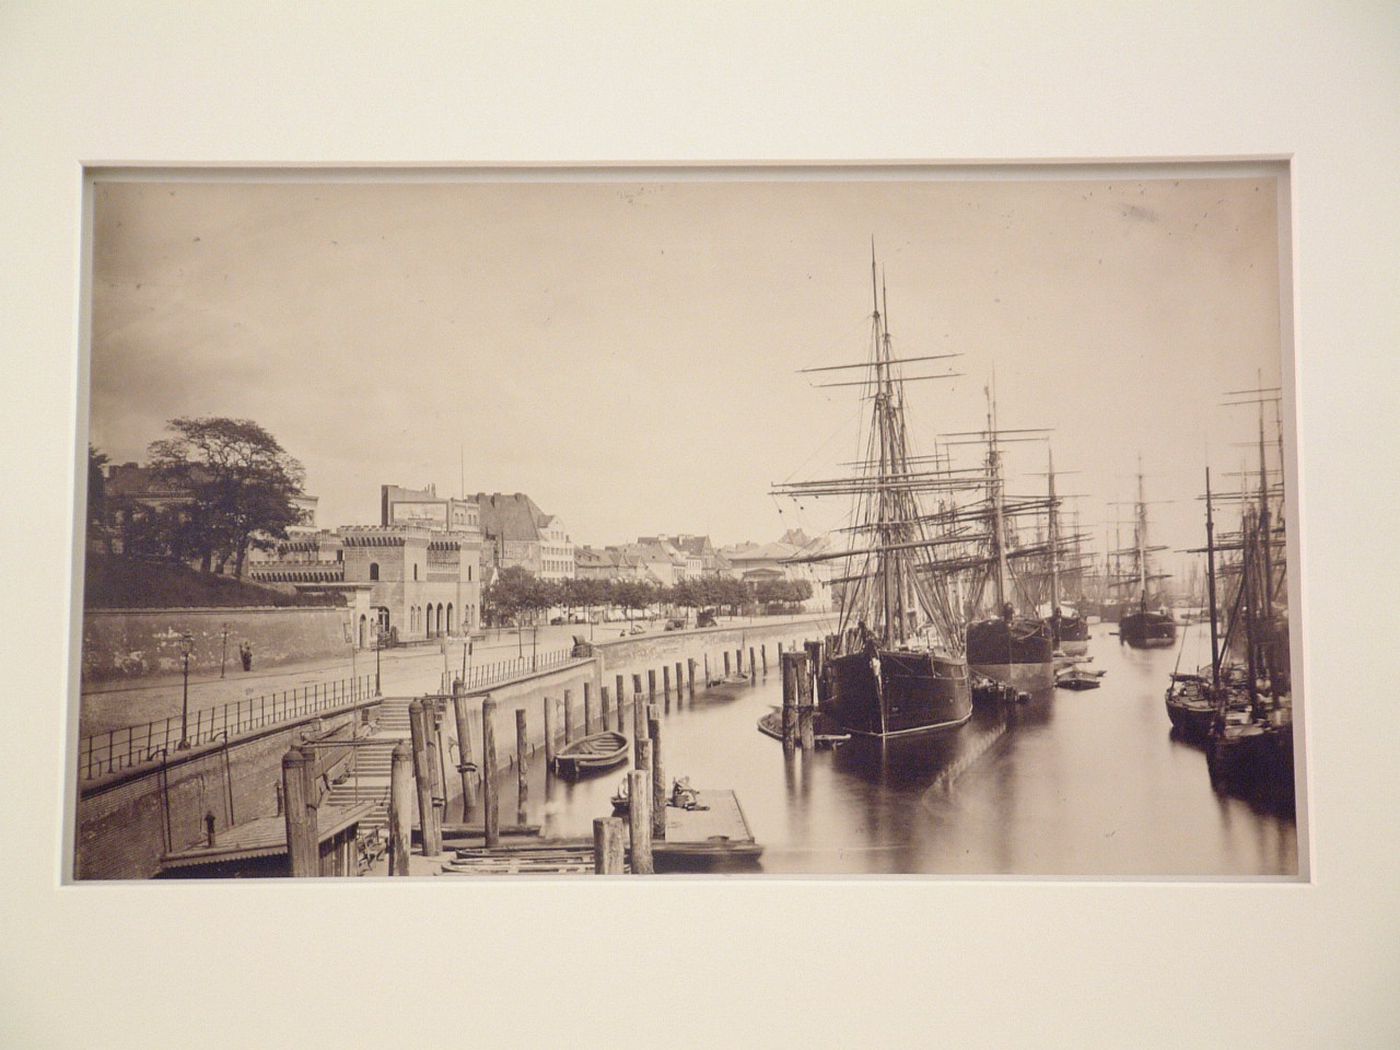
top-left (74, 704), bottom-right (374, 881)
top-left (82, 606), bottom-right (352, 683)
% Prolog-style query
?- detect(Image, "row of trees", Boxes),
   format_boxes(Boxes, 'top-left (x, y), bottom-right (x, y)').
top-left (481, 566), bottom-right (814, 626)
top-left (91, 417), bottom-right (307, 578)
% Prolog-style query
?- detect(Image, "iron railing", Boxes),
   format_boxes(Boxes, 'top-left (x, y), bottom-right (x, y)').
top-left (78, 673), bottom-right (378, 781)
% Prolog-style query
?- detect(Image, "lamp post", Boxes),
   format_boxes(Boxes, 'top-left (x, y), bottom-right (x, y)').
top-left (177, 632), bottom-right (194, 749)
top-left (219, 622), bottom-right (231, 679)
top-left (373, 618), bottom-right (382, 696)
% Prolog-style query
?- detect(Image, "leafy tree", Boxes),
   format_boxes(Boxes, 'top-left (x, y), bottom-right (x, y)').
top-left (87, 446), bottom-right (109, 527)
top-left (613, 579), bottom-right (655, 621)
top-left (148, 417), bottom-right (306, 577)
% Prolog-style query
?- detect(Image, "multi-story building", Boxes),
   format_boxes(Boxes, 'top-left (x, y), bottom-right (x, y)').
top-left (380, 483), bottom-right (481, 534)
top-left (474, 492), bottom-right (575, 582)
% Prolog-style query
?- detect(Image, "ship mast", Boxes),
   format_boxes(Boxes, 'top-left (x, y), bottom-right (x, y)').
top-left (1205, 467), bottom-right (1221, 692)
top-left (1135, 457), bottom-right (1149, 612)
top-left (1047, 447), bottom-right (1060, 614)
top-left (987, 382), bottom-right (1010, 612)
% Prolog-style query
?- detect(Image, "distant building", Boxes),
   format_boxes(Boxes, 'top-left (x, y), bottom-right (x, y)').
top-left (380, 483), bottom-right (481, 534)
top-left (249, 523), bottom-right (482, 647)
top-left (474, 492), bottom-right (575, 582)
top-left (719, 530), bottom-right (834, 610)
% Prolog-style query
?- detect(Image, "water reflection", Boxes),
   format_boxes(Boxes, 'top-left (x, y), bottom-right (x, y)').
top-left (482, 623), bottom-right (1297, 877)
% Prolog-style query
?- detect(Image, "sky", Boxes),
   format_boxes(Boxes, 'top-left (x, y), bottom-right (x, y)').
top-left (88, 172), bottom-right (1287, 580)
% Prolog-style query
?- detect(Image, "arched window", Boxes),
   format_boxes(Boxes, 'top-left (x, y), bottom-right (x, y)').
top-left (437, 603), bottom-right (445, 635)
top-left (369, 562), bottom-right (380, 582)
top-left (446, 603), bottom-right (454, 634)
top-left (426, 605), bottom-right (434, 635)
top-left (358, 614), bottom-right (367, 648)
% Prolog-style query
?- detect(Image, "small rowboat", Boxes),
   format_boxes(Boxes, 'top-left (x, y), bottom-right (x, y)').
top-left (756, 710), bottom-right (850, 748)
top-left (1055, 668), bottom-right (1103, 690)
top-left (554, 731), bottom-right (629, 777)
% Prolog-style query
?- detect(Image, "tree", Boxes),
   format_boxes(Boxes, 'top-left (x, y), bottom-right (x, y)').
top-left (484, 565), bottom-right (539, 626)
top-left (613, 579), bottom-right (655, 621)
top-left (87, 446), bottom-right (109, 527)
top-left (148, 417), bottom-right (306, 578)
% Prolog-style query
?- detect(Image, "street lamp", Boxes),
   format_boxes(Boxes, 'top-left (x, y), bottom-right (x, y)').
top-left (219, 622), bottom-right (231, 679)
top-left (177, 632), bottom-right (194, 749)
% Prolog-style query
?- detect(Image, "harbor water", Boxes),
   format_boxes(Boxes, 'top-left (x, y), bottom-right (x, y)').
top-left (498, 622), bottom-right (1298, 877)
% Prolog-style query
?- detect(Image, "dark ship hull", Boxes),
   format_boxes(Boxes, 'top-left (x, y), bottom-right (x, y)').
top-left (1119, 609), bottom-right (1177, 648)
top-left (1048, 613), bottom-right (1090, 655)
top-left (1164, 673), bottom-right (1217, 741)
top-left (824, 648), bottom-right (972, 738)
top-left (966, 617), bottom-right (1054, 690)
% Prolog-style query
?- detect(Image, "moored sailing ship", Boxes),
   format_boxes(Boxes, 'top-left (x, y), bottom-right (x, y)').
top-left (774, 254), bottom-right (972, 738)
top-left (1115, 463), bottom-right (1178, 649)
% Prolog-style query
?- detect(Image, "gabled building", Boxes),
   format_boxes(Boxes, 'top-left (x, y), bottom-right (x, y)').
top-left (474, 492), bottom-right (575, 582)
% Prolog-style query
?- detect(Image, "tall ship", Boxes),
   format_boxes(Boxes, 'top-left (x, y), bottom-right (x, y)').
top-left (1034, 450), bottom-right (1090, 655)
top-left (955, 394), bottom-right (1055, 690)
top-left (774, 255), bottom-right (972, 738)
top-left (1114, 463), bottom-right (1178, 648)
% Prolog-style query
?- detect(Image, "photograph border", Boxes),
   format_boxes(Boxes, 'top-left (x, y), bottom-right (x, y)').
top-left (5, 6), bottom-right (1397, 1047)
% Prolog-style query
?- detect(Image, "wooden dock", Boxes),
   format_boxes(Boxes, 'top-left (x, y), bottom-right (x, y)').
top-left (436, 788), bottom-right (761, 875)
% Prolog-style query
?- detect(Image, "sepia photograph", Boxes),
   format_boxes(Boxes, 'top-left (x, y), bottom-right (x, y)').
top-left (71, 168), bottom-right (1302, 880)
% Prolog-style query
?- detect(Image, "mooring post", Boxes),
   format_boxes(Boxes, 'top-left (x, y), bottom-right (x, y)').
top-left (583, 682), bottom-right (594, 736)
top-left (762, 644), bottom-right (768, 674)
top-left (389, 741), bottom-right (413, 875)
top-left (425, 706), bottom-right (445, 852)
top-left (647, 669), bottom-right (657, 706)
top-left (543, 693), bottom-right (557, 771)
top-left (627, 768), bottom-right (653, 875)
top-left (515, 708), bottom-right (529, 820)
top-left (723, 651), bottom-right (731, 678)
top-left (749, 647), bottom-right (757, 682)
top-left (736, 648), bottom-right (743, 676)
top-left (636, 732), bottom-right (652, 775)
top-left (282, 746), bottom-right (317, 877)
top-left (593, 816), bottom-right (625, 874)
top-left (780, 651), bottom-right (799, 756)
top-left (797, 652), bottom-right (816, 751)
top-left (408, 700), bottom-right (439, 856)
top-left (631, 673), bottom-right (643, 721)
top-left (647, 705), bottom-right (666, 840)
top-left (451, 679), bottom-right (477, 817)
top-left (662, 664), bottom-right (671, 698)
top-left (600, 685), bottom-right (612, 733)
top-left (687, 658), bottom-right (696, 696)
top-left (562, 688), bottom-right (574, 745)
top-left (616, 674), bottom-right (626, 730)
top-left (674, 662), bottom-right (684, 704)
top-left (300, 742), bottom-right (318, 815)
top-left (482, 696), bottom-right (499, 849)
top-left (805, 640), bottom-right (824, 708)
top-left (704, 653), bottom-right (711, 684)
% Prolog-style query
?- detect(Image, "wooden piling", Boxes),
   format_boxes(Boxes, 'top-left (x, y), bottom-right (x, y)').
top-left (805, 640), bottom-right (824, 707)
top-left (600, 685), bottom-right (612, 733)
top-left (593, 817), bottom-right (625, 874)
top-left (563, 688), bottom-right (575, 745)
top-left (675, 662), bottom-right (684, 703)
top-left (780, 652), bottom-right (799, 756)
top-left (647, 669), bottom-right (657, 705)
top-left (627, 769), bottom-right (653, 875)
top-left (736, 648), bottom-right (743, 676)
top-left (647, 705), bottom-right (665, 840)
top-left (408, 699), bottom-right (440, 856)
top-left (281, 746), bottom-right (317, 877)
top-left (425, 707), bottom-right (445, 850)
top-left (388, 741), bottom-right (413, 875)
top-left (687, 658), bottom-right (696, 696)
top-left (481, 696), bottom-right (499, 849)
top-left (704, 653), bottom-right (711, 683)
top-left (451, 681), bottom-right (477, 816)
top-left (515, 708), bottom-right (529, 818)
top-left (543, 693), bottom-right (556, 770)
top-left (749, 646), bottom-right (757, 681)
top-left (636, 733), bottom-right (652, 775)
top-left (662, 664), bottom-right (671, 698)
top-left (762, 644), bottom-right (768, 674)
top-left (616, 674), bottom-right (626, 730)
top-left (723, 651), bottom-right (731, 677)
top-left (583, 682), bottom-right (594, 736)
top-left (797, 651), bottom-right (816, 751)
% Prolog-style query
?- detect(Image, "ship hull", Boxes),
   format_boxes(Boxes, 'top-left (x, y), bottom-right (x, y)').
top-left (824, 649), bottom-right (972, 738)
top-left (1048, 614), bottom-right (1090, 656)
top-left (966, 617), bottom-right (1054, 690)
top-left (1119, 610), bottom-right (1177, 648)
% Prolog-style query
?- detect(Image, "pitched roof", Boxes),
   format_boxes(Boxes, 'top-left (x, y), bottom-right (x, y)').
top-left (473, 492), bottom-right (546, 543)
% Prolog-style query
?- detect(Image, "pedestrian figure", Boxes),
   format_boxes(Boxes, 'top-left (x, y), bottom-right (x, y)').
top-left (239, 641), bottom-right (253, 671)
